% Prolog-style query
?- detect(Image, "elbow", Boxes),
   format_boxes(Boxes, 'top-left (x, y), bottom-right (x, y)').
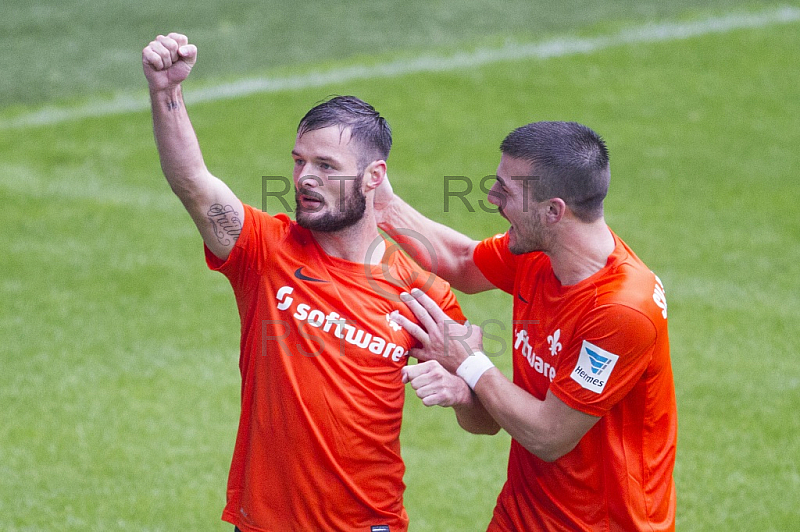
top-left (521, 438), bottom-right (578, 463)
top-left (449, 270), bottom-right (493, 295)
top-left (449, 256), bottom-right (494, 294)
top-left (453, 283), bottom-right (485, 295)
top-left (534, 448), bottom-right (566, 463)
top-left (485, 423), bottom-right (502, 436)
top-left (458, 418), bottom-right (501, 435)
top-left (454, 404), bottom-right (502, 435)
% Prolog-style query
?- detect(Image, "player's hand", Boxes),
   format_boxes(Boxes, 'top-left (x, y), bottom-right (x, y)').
top-left (142, 33), bottom-right (197, 92)
top-left (391, 288), bottom-right (483, 373)
top-left (373, 171), bottom-right (394, 227)
top-left (402, 360), bottom-right (472, 407)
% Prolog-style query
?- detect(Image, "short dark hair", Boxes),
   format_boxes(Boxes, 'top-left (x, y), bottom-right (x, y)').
top-left (500, 121), bottom-right (610, 222)
top-left (297, 95), bottom-right (392, 173)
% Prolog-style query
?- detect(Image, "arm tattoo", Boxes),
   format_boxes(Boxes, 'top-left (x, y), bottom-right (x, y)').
top-left (207, 204), bottom-right (242, 246)
top-left (166, 100), bottom-right (181, 111)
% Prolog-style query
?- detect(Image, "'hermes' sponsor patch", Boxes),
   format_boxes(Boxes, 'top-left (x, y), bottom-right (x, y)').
top-left (570, 341), bottom-right (619, 393)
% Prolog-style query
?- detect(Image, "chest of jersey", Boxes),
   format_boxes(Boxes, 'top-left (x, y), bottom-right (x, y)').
top-left (254, 241), bottom-right (419, 371)
top-left (511, 268), bottom-right (598, 400)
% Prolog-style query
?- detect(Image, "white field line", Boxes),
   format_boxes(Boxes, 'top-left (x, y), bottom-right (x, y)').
top-left (2, 6), bottom-right (799, 130)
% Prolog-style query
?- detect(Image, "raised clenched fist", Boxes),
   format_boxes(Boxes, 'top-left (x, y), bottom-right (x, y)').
top-left (142, 33), bottom-right (197, 92)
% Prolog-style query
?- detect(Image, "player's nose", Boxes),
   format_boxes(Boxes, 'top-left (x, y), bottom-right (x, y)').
top-left (487, 179), bottom-right (503, 207)
top-left (296, 173), bottom-right (323, 189)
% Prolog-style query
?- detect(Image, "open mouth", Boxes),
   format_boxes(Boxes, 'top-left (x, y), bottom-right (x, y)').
top-left (499, 208), bottom-right (513, 233)
top-left (296, 189), bottom-right (324, 212)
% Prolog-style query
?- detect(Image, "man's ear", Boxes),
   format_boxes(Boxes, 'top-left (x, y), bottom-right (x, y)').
top-left (363, 160), bottom-right (387, 191)
top-left (545, 198), bottom-right (566, 223)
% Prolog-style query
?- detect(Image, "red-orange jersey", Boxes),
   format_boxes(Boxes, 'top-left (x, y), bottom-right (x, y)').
top-left (205, 204), bottom-right (465, 532)
top-left (474, 230), bottom-right (676, 532)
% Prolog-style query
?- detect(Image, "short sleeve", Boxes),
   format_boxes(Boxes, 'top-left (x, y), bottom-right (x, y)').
top-left (473, 232), bottom-right (518, 294)
top-left (436, 280), bottom-right (467, 324)
top-left (407, 263), bottom-right (467, 325)
top-left (205, 204), bottom-right (291, 291)
top-left (550, 304), bottom-right (658, 417)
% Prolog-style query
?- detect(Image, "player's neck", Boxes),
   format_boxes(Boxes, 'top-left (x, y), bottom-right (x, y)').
top-left (311, 213), bottom-right (385, 265)
top-left (548, 220), bottom-right (615, 286)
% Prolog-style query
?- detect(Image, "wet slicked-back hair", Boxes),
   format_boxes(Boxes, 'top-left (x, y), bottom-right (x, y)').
top-left (297, 95), bottom-right (392, 173)
top-left (500, 121), bottom-right (610, 222)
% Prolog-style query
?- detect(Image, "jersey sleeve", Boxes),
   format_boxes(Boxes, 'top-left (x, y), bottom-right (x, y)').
top-left (410, 269), bottom-right (466, 324)
top-left (473, 232), bottom-right (517, 294)
top-left (549, 304), bottom-right (658, 417)
top-left (205, 204), bottom-right (290, 291)
top-left (437, 280), bottom-right (467, 324)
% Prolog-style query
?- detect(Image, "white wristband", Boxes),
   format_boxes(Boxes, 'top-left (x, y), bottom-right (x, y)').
top-left (456, 351), bottom-right (495, 389)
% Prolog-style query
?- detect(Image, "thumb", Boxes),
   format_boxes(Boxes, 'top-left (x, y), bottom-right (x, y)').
top-left (178, 45), bottom-right (198, 67)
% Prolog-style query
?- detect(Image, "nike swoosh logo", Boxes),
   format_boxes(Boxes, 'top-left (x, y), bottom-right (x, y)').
top-left (294, 267), bottom-right (327, 283)
top-left (518, 292), bottom-right (530, 304)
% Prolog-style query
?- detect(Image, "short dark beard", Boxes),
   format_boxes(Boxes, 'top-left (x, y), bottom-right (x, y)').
top-left (295, 175), bottom-right (367, 232)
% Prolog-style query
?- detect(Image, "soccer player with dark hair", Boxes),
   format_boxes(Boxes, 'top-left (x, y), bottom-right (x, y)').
top-left (142, 33), bottom-right (475, 532)
top-left (378, 121), bottom-right (677, 531)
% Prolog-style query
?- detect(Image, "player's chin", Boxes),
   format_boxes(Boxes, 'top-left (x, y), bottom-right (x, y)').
top-left (507, 229), bottom-right (531, 255)
top-left (296, 211), bottom-right (320, 228)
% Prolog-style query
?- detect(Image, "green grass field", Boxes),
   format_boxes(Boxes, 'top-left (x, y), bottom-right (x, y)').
top-left (2, 1), bottom-right (799, 530)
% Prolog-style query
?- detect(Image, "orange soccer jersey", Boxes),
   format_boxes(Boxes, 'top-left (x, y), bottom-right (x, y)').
top-left (474, 230), bottom-right (677, 532)
top-left (205, 204), bottom-right (464, 532)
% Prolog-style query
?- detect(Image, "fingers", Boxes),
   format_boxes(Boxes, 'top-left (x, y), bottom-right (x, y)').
top-left (408, 288), bottom-right (447, 317)
top-left (142, 43), bottom-right (166, 71)
top-left (166, 32), bottom-right (188, 47)
top-left (389, 311), bottom-right (428, 345)
top-left (399, 290), bottom-right (439, 334)
top-left (402, 361), bottom-right (470, 408)
top-left (143, 39), bottom-right (173, 71)
top-left (177, 44), bottom-right (198, 67)
top-left (143, 33), bottom-right (195, 71)
top-left (402, 360), bottom-right (436, 382)
top-left (155, 34), bottom-right (180, 69)
top-left (402, 361), bottom-right (440, 401)
top-left (420, 391), bottom-right (446, 407)
top-left (412, 288), bottom-right (449, 317)
top-left (401, 289), bottom-right (479, 346)
top-left (453, 321), bottom-right (482, 350)
top-left (401, 362), bottom-right (431, 384)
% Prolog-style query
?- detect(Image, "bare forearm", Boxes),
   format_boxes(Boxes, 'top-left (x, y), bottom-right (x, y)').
top-left (474, 372), bottom-right (552, 457)
top-left (148, 84), bottom-right (242, 259)
top-left (453, 391), bottom-right (501, 435)
top-left (149, 86), bottom-right (211, 200)
top-left (379, 195), bottom-right (491, 293)
top-left (142, 33), bottom-right (242, 260)
top-left (472, 370), bottom-right (598, 462)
